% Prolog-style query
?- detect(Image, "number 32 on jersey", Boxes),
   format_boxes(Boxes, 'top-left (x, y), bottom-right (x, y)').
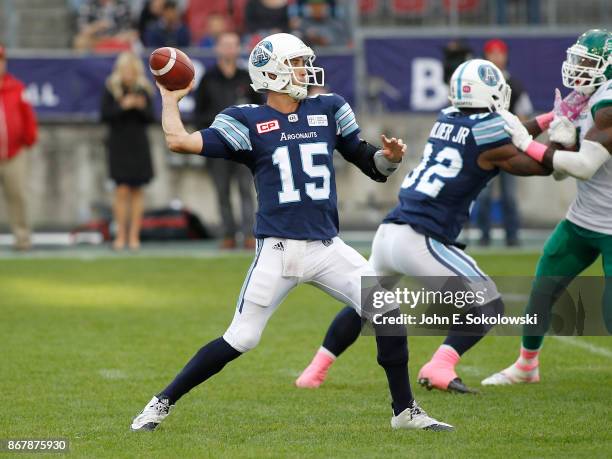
top-left (272, 142), bottom-right (330, 203)
top-left (401, 143), bottom-right (463, 198)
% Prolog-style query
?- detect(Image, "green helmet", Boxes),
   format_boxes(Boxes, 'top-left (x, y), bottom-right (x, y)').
top-left (562, 29), bottom-right (612, 94)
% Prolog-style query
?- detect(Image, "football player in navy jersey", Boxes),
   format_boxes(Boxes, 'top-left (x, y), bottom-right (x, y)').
top-left (296, 58), bottom-right (561, 394)
top-left (131, 33), bottom-right (455, 432)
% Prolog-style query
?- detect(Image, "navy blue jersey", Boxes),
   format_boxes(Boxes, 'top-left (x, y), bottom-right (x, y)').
top-left (384, 107), bottom-right (512, 243)
top-left (199, 93), bottom-right (360, 240)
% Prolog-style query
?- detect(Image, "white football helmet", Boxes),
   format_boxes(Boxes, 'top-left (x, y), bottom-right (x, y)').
top-left (449, 59), bottom-right (511, 112)
top-left (248, 33), bottom-right (325, 100)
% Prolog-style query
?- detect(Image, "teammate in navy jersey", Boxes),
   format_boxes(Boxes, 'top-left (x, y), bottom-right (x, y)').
top-left (131, 33), bottom-right (455, 432)
top-left (296, 59), bottom-right (557, 394)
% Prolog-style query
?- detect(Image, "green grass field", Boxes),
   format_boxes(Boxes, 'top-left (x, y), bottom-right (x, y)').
top-left (1, 251), bottom-right (610, 458)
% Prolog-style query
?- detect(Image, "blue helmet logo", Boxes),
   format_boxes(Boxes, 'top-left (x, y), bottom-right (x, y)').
top-left (478, 64), bottom-right (500, 86)
top-left (251, 41), bottom-right (273, 68)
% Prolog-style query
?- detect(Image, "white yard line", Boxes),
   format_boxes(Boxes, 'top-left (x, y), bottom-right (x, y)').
top-left (553, 336), bottom-right (612, 359)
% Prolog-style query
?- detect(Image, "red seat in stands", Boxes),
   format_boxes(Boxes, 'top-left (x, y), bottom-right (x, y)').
top-left (389, 0), bottom-right (427, 16)
top-left (185, 0), bottom-right (229, 43)
top-left (359, 0), bottom-right (381, 17)
top-left (442, 0), bottom-right (480, 13)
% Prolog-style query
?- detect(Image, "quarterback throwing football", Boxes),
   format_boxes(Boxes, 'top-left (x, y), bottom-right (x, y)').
top-left (131, 33), bottom-right (454, 432)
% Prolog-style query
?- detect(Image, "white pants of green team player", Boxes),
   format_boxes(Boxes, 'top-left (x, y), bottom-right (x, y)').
top-left (223, 237), bottom-right (389, 353)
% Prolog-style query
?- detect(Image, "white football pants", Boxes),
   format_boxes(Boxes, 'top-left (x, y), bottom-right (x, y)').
top-left (223, 237), bottom-right (375, 353)
top-left (369, 223), bottom-right (500, 301)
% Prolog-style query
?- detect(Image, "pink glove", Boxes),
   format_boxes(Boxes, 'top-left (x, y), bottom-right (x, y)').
top-left (536, 89), bottom-right (589, 131)
top-left (553, 88), bottom-right (589, 121)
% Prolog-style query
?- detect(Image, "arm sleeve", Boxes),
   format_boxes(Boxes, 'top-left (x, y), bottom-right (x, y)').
top-left (472, 114), bottom-right (513, 152)
top-left (200, 107), bottom-right (254, 166)
top-left (332, 94), bottom-right (360, 139)
top-left (200, 128), bottom-right (236, 159)
top-left (20, 90), bottom-right (37, 147)
top-left (552, 140), bottom-right (610, 180)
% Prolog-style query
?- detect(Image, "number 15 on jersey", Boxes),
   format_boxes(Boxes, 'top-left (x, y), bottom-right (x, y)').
top-left (272, 142), bottom-right (331, 203)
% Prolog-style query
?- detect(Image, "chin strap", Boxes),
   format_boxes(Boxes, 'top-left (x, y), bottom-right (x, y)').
top-left (287, 83), bottom-right (307, 100)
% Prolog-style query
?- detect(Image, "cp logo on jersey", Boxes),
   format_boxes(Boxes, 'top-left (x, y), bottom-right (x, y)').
top-left (251, 41), bottom-right (273, 68)
top-left (257, 119), bottom-right (280, 134)
top-left (478, 64), bottom-right (500, 87)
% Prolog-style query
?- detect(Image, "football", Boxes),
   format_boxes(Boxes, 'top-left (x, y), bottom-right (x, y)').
top-left (149, 47), bottom-right (195, 91)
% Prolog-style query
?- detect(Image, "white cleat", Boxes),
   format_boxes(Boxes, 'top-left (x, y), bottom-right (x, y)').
top-left (481, 371), bottom-right (516, 386)
top-left (131, 396), bottom-right (174, 431)
top-left (481, 367), bottom-right (540, 386)
top-left (391, 401), bottom-right (454, 431)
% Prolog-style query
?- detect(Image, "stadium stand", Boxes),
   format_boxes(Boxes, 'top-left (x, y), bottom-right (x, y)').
top-left (1, 0), bottom-right (72, 48)
top-left (0, 0), bottom-right (609, 235)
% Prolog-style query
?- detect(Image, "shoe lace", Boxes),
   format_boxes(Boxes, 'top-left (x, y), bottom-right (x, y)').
top-left (151, 399), bottom-right (171, 415)
top-left (410, 401), bottom-right (426, 418)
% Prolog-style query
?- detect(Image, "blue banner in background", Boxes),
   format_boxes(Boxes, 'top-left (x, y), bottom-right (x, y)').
top-left (8, 55), bottom-right (215, 121)
top-left (7, 52), bottom-right (354, 122)
top-left (6, 36), bottom-right (576, 120)
top-left (365, 35), bottom-right (576, 113)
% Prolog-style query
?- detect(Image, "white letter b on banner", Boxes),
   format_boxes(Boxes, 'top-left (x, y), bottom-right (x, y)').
top-left (411, 58), bottom-right (448, 111)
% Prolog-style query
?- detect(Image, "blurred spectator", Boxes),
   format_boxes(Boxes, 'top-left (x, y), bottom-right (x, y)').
top-left (101, 52), bottom-right (155, 251)
top-left (295, 0), bottom-right (349, 47)
top-left (484, 39), bottom-right (533, 119)
top-left (74, 0), bottom-right (138, 52)
top-left (69, 0), bottom-right (90, 11)
top-left (0, 46), bottom-right (37, 251)
top-left (198, 13), bottom-right (229, 49)
top-left (143, 1), bottom-right (190, 48)
top-left (245, 0), bottom-right (290, 35)
top-left (442, 39), bottom-right (473, 84)
top-left (194, 31), bottom-right (260, 250)
top-left (294, 0), bottom-right (337, 17)
top-left (476, 38), bottom-right (533, 247)
top-left (138, 0), bottom-right (165, 41)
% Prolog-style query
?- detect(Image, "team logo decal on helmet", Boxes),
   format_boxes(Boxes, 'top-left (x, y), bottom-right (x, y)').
top-left (248, 33), bottom-right (325, 101)
top-left (251, 41), bottom-right (273, 68)
top-left (449, 59), bottom-right (511, 112)
top-left (478, 64), bottom-right (500, 87)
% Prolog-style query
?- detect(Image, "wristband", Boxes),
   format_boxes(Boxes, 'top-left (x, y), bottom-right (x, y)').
top-left (374, 150), bottom-right (401, 176)
top-left (524, 141), bottom-right (548, 163)
top-left (535, 111), bottom-right (554, 130)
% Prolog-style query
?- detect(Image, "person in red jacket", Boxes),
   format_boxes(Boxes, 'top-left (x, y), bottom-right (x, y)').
top-left (0, 45), bottom-right (38, 250)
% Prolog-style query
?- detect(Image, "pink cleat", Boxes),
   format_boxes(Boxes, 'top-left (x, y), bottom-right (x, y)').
top-left (295, 348), bottom-right (335, 389)
top-left (417, 345), bottom-right (477, 394)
